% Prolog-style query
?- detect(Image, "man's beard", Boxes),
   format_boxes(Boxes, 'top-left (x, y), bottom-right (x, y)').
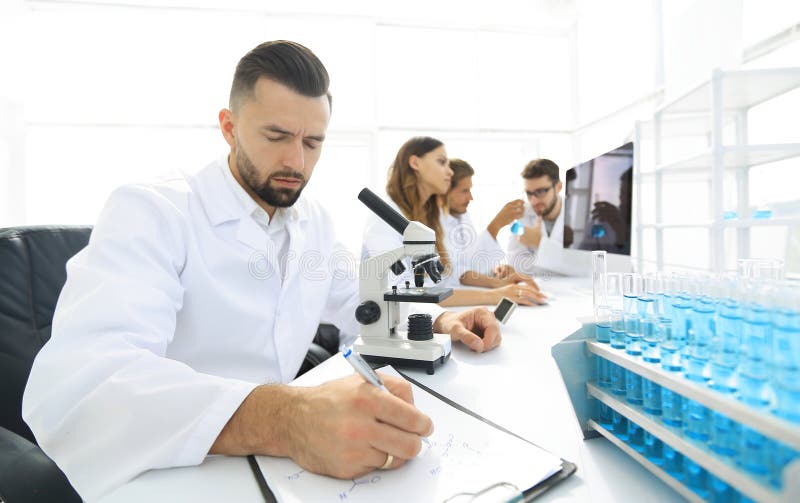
top-left (236, 143), bottom-right (306, 208)
top-left (537, 195), bottom-right (558, 218)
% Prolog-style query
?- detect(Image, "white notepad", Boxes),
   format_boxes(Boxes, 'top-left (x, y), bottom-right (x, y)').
top-left (255, 356), bottom-right (564, 503)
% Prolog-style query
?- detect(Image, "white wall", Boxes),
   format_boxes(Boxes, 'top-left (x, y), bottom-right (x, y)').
top-left (0, 0), bottom-right (574, 256)
top-left (2, 0), bottom-right (798, 274)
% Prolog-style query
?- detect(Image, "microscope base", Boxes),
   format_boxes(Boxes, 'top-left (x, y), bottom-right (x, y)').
top-left (353, 334), bottom-right (452, 375)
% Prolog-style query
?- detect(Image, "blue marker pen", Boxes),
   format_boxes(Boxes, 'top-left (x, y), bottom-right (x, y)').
top-left (343, 347), bottom-right (389, 392)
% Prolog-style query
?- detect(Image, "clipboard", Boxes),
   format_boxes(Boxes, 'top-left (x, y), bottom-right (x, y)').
top-left (247, 366), bottom-right (576, 503)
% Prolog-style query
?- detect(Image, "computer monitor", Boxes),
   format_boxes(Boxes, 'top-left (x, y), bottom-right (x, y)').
top-left (539, 142), bottom-right (633, 277)
top-left (564, 142), bottom-right (633, 255)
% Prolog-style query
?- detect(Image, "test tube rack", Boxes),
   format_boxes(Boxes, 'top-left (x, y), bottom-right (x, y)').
top-left (552, 317), bottom-right (800, 503)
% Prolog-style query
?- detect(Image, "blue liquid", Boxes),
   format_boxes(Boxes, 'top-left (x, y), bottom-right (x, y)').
top-left (662, 388), bottom-right (683, 426)
top-left (642, 378), bottom-right (662, 415)
top-left (643, 432), bottom-right (663, 464)
top-left (642, 316), bottom-right (661, 363)
top-left (595, 323), bottom-right (611, 343)
top-left (739, 426), bottom-right (770, 477)
top-left (627, 421), bottom-right (644, 451)
top-left (771, 440), bottom-right (799, 488)
top-left (624, 314), bottom-right (642, 356)
top-left (709, 411), bottom-right (739, 458)
top-left (686, 297), bottom-right (714, 382)
top-left (612, 410), bottom-right (628, 438)
top-left (664, 301), bottom-right (691, 371)
top-left (709, 474), bottom-right (737, 503)
top-left (611, 363), bottom-right (627, 395)
top-left (683, 399), bottom-right (710, 441)
top-left (626, 371), bottom-right (643, 405)
top-left (610, 329), bottom-right (626, 349)
top-left (591, 223), bottom-right (606, 238)
top-left (597, 356), bottom-right (612, 388)
top-left (662, 444), bottom-right (683, 476)
top-left (772, 309), bottom-right (800, 422)
top-left (711, 300), bottom-right (741, 393)
top-left (684, 459), bottom-right (708, 496)
top-left (510, 220), bottom-right (523, 235)
top-left (657, 293), bottom-right (673, 318)
top-left (739, 304), bottom-right (772, 408)
top-left (596, 401), bottom-right (614, 428)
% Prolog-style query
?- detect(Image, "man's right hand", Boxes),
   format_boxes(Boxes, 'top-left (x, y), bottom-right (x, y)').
top-left (210, 374), bottom-right (433, 480)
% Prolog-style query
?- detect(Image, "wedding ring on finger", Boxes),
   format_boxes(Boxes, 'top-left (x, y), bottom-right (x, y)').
top-left (380, 453), bottom-right (393, 470)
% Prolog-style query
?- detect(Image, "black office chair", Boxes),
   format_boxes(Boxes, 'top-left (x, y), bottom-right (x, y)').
top-left (0, 225), bottom-right (334, 503)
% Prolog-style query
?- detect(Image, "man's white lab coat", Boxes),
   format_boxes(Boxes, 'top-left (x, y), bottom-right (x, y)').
top-left (22, 159), bottom-right (363, 500)
top-left (506, 197), bottom-right (565, 276)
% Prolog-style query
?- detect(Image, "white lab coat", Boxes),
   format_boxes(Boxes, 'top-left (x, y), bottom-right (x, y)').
top-left (440, 211), bottom-right (504, 288)
top-left (22, 158), bottom-right (363, 501)
top-left (506, 197), bottom-right (565, 276)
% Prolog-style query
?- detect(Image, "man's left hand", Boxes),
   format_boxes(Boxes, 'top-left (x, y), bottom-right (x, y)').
top-left (433, 308), bottom-right (502, 353)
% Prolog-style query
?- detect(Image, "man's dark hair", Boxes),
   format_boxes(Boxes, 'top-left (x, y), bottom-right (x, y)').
top-left (448, 158), bottom-right (474, 189)
top-left (229, 40), bottom-right (331, 111)
top-left (521, 158), bottom-right (560, 183)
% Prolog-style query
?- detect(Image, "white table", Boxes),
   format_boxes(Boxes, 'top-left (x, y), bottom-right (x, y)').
top-left (102, 277), bottom-right (686, 502)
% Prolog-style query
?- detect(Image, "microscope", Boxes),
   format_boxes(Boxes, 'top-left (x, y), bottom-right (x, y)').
top-left (353, 188), bottom-right (453, 375)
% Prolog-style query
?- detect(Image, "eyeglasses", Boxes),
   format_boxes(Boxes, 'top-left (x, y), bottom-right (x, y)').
top-left (525, 185), bottom-right (554, 199)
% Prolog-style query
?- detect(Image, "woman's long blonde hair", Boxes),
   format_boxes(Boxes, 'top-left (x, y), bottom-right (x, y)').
top-left (386, 136), bottom-right (450, 272)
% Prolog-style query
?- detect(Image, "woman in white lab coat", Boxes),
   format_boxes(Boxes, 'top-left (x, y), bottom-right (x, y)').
top-left (362, 136), bottom-right (544, 307)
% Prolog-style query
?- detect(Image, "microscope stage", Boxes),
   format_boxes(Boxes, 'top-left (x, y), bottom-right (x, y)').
top-left (353, 333), bottom-right (452, 375)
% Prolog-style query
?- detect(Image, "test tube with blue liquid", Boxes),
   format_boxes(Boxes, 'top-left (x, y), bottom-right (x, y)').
top-left (739, 426), bottom-right (770, 481)
top-left (592, 251), bottom-right (611, 345)
top-left (709, 411), bottom-right (739, 458)
top-left (770, 280), bottom-right (800, 423)
top-left (770, 439), bottom-right (799, 489)
top-left (623, 273), bottom-right (643, 357)
top-left (662, 443), bottom-right (684, 477)
top-left (686, 276), bottom-right (713, 383)
top-left (709, 474), bottom-right (737, 503)
top-left (736, 260), bottom-right (782, 478)
top-left (711, 275), bottom-right (740, 394)
top-left (608, 280), bottom-right (628, 395)
top-left (662, 276), bottom-right (688, 372)
top-left (738, 280), bottom-right (773, 409)
top-left (640, 274), bottom-right (661, 363)
top-left (640, 276), bottom-right (664, 416)
top-left (622, 274), bottom-right (644, 407)
top-left (643, 431), bottom-right (663, 464)
top-left (737, 260), bottom-right (782, 408)
top-left (591, 252), bottom-right (613, 391)
top-left (683, 458), bottom-right (709, 497)
top-left (681, 276), bottom-right (713, 442)
top-left (627, 419), bottom-right (645, 451)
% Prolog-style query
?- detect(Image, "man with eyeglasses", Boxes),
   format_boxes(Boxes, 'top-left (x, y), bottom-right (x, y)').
top-left (505, 158), bottom-right (566, 277)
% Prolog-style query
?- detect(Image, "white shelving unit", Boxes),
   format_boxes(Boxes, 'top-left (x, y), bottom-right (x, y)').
top-left (634, 67), bottom-right (800, 273)
top-left (586, 341), bottom-right (800, 503)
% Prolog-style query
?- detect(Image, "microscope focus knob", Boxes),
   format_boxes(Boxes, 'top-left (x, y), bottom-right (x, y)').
top-left (355, 301), bottom-right (381, 325)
